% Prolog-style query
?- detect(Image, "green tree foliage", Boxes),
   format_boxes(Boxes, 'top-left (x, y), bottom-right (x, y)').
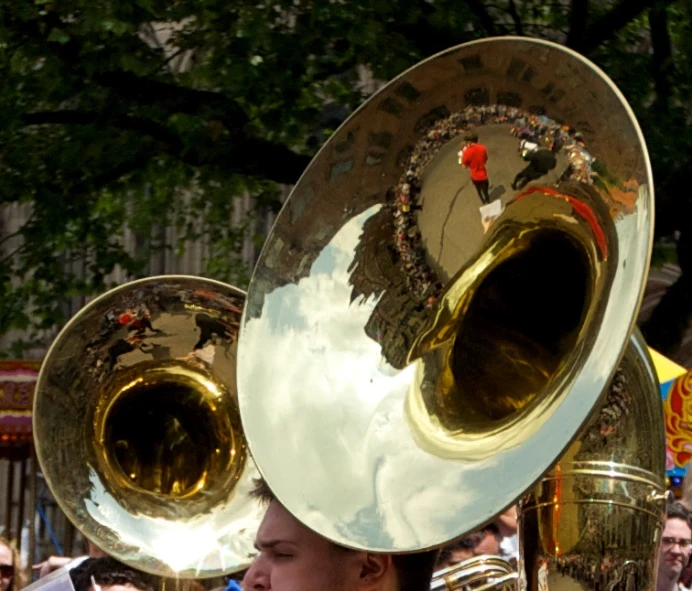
top-left (0, 0), bottom-right (690, 355)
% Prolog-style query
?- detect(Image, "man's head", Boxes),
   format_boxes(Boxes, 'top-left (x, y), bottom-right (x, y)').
top-left (243, 479), bottom-right (438, 591)
top-left (463, 132), bottom-right (479, 144)
top-left (473, 525), bottom-right (502, 557)
top-left (0, 539), bottom-right (16, 591)
top-left (436, 536), bottom-right (477, 569)
top-left (69, 557), bottom-right (156, 591)
top-left (658, 502), bottom-right (692, 584)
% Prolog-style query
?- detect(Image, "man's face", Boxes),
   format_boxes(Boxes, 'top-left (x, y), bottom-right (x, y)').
top-left (242, 501), bottom-right (367, 591)
top-left (659, 517), bottom-right (692, 581)
top-left (473, 531), bottom-right (500, 557)
top-left (438, 548), bottom-right (474, 570)
top-left (0, 544), bottom-right (13, 591)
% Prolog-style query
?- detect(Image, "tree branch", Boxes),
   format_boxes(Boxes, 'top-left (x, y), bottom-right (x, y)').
top-left (506, 0), bottom-right (525, 35)
top-left (649, 1), bottom-right (673, 113)
top-left (9, 11), bottom-right (327, 186)
top-left (464, 0), bottom-right (499, 36)
top-left (579, 0), bottom-right (660, 54)
top-left (182, 136), bottom-right (312, 185)
top-left (0, 243), bottom-right (29, 266)
top-left (21, 109), bottom-right (310, 185)
top-left (566, 0), bottom-right (589, 50)
top-left (22, 110), bottom-right (183, 151)
top-left (90, 71), bottom-right (249, 132)
top-left (0, 212), bottom-right (34, 250)
top-left (74, 154), bottom-right (157, 193)
top-left (8, 13), bottom-right (249, 134)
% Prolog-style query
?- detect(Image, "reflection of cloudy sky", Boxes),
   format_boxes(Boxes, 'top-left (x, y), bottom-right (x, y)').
top-left (84, 463), bottom-right (264, 576)
top-left (239, 185), bottom-right (653, 551)
top-left (239, 206), bottom-right (516, 550)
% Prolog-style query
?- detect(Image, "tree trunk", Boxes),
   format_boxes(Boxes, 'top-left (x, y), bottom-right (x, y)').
top-left (649, 1), bottom-right (673, 113)
top-left (641, 228), bottom-right (692, 358)
top-left (566, 0), bottom-right (589, 52)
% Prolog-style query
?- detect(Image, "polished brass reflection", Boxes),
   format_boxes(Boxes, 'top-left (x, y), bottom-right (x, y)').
top-left (431, 555), bottom-right (517, 591)
top-left (239, 36), bottom-right (656, 552)
top-left (94, 362), bottom-right (245, 500)
top-left (34, 276), bottom-right (265, 578)
top-left (405, 185), bottom-right (614, 459)
top-left (518, 331), bottom-right (667, 591)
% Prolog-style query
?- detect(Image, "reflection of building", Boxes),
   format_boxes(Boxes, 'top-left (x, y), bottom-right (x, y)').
top-left (346, 207), bottom-right (432, 369)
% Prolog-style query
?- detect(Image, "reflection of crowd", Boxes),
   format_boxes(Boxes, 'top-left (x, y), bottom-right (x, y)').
top-left (551, 553), bottom-right (640, 591)
top-left (510, 114), bottom-right (594, 185)
top-left (82, 284), bottom-right (243, 378)
top-left (390, 104), bottom-right (595, 310)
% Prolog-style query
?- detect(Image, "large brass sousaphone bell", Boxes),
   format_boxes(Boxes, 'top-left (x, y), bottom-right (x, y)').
top-left (33, 277), bottom-right (264, 578)
top-left (237, 36), bottom-right (665, 588)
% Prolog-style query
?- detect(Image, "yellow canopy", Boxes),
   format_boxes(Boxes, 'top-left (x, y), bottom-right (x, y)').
top-left (649, 347), bottom-right (687, 384)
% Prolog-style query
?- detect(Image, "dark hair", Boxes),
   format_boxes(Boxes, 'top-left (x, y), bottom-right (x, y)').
top-left (437, 534), bottom-right (481, 565)
top-left (463, 131), bottom-right (478, 143)
top-left (250, 479), bottom-right (438, 591)
top-left (667, 501), bottom-right (692, 526)
top-left (482, 523), bottom-right (502, 543)
top-left (69, 558), bottom-right (156, 591)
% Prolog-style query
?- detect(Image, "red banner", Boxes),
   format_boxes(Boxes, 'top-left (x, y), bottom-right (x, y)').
top-left (0, 360), bottom-right (41, 444)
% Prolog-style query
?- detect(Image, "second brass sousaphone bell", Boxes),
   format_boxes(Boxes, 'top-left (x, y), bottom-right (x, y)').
top-left (33, 276), bottom-right (265, 578)
top-left (237, 33), bottom-right (664, 578)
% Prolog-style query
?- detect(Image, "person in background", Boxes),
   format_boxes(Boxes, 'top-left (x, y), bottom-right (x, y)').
top-left (435, 537), bottom-right (477, 570)
top-left (657, 502), bottom-right (692, 591)
top-left (33, 541), bottom-right (107, 579)
top-left (0, 538), bottom-right (26, 591)
top-left (679, 465), bottom-right (692, 588)
top-left (472, 525), bottom-right (502, 557)
top-left (494, 506), bottom-right (518, 565)
top-left (511, 142), bottom-right (558, 190)
top-left (461, 131), bottom-right (490, 205)
top-left (69, 557), bottom-right (155, 591)
top-left (435, 524), bottom-right (504, 571)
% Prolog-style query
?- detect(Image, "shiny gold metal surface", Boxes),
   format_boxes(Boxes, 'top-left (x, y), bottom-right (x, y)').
top-left (238, 36), bottom-right (654, 551)
top-left (33, 276), bottom-right (265, 578)
top-left (519, 330), bottom-right (667, 591)
top-left (431, 555), bottom-right (517, 590)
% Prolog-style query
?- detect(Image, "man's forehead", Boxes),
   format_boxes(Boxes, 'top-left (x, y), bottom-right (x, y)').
top-left (256, 500), bottom-right (309, 542)
top-left (664, 517), bottom-right (692, 536)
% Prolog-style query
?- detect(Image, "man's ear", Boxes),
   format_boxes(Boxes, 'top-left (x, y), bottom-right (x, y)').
top-left (358, 553), bottom-right (394, 589)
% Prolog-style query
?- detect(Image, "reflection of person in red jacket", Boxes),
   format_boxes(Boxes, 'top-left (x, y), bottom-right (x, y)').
top-left (461, 131), bottom-right (490, 204)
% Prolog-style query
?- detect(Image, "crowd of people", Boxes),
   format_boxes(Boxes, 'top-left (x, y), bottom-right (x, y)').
top-left (389, 103), bottom-right (596, 313)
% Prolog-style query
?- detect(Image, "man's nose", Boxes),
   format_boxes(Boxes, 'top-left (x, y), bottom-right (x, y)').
top-left (242, 558), bottom-right (269, 591)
